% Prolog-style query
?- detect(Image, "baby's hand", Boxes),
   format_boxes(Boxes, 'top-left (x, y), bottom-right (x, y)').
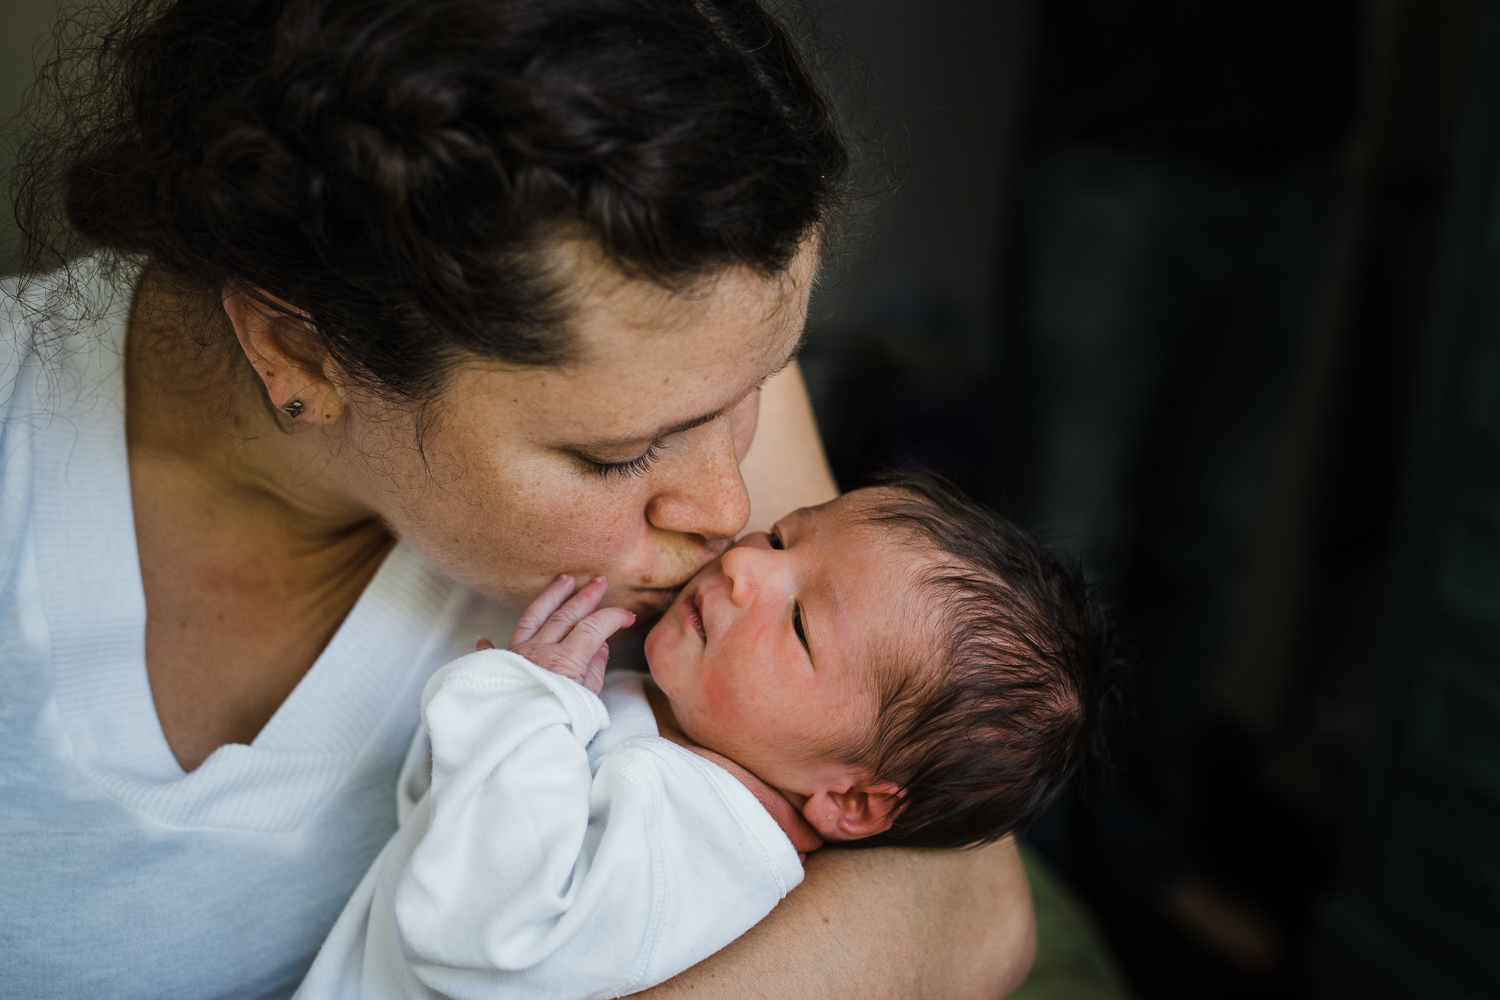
top-left (499, 574), bottom-right (635, 695)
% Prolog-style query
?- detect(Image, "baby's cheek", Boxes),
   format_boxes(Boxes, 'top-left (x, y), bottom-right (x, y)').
top-left (701, 641), bottom-right (787, 725)
top-left (698, 660), bottom-right (744, 719)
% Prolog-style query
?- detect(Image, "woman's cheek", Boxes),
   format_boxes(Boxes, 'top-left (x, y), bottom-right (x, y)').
top-left (509, 476), bottom-right (643, 567)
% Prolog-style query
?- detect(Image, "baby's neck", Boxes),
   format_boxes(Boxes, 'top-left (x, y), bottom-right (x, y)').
top-left (642, 679), bottom-right (695, 751)
top-left (642, 678), bottom-right (822, 851)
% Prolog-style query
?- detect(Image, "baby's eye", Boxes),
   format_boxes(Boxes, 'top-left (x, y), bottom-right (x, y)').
top-left (793, 603), bottom-right (809, 651)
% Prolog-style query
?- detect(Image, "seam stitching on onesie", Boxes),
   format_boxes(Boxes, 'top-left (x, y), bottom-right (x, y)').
top-left (596, 751), bottom-right (668, 994)
top-left (638, 737), bottom-right (791, 895)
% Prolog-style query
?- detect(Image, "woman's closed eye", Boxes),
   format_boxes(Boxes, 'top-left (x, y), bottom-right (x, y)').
top-left (580, 440), bottom-right (663, 479)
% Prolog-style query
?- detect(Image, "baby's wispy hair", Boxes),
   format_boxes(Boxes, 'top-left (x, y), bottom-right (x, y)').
top-left (840, 470), bottom-right (1127, 849)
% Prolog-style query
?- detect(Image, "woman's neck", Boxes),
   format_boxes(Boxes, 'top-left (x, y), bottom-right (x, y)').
top-left (125, 271), bottom-right (396, 771)
top-left (125, 271), bottom-right (381, 543)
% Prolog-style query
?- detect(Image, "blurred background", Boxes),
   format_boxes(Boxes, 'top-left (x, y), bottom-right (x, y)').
top-left (3, 1), bottom-right (1498, 998)
top-left (801, 1), bottom-right (1499, 998)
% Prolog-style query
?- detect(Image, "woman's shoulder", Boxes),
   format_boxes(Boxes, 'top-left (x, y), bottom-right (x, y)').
top-left (0, 270), bottom-right (47, 385)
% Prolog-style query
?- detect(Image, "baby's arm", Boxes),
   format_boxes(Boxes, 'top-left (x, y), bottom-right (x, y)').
top-left (298, 577), bottom-right (804, 1000)
top-left (487, 579), bottom-right (822, 855)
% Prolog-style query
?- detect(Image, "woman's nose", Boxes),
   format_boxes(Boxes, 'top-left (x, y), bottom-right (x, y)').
top-left (645, 421), bottom-right (752, 542)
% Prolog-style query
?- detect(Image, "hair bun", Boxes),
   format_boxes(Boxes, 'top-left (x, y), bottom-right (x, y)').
top-left (23, 0), bottom-right (849, 396)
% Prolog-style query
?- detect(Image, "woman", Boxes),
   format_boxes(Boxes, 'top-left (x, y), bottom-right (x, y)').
top-left (0, 0), bottom-right (1035, 996)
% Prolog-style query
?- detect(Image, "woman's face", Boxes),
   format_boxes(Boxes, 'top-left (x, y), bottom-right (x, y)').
top-left (344, 243), bottom-right (818, 625)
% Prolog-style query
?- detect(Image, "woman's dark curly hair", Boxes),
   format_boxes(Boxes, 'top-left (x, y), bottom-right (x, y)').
top-left (11, 0), bottom-right (849, 398)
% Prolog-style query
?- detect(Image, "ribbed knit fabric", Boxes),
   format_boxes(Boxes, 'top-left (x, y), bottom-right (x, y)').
top-left (0, 259), bottom-right (519, 999)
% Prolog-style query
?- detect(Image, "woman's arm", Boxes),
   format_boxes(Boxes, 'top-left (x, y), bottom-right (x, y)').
top-left (640, 839), bottom-right (1037, 1000)
top-left (740, 361), bottom-right (840, 533)
top-left (718, 361), bottom-right (1038, 999)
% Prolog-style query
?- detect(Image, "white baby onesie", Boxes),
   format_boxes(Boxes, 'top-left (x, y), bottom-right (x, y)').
top-left (295, 650), bottom-right (803, 1000)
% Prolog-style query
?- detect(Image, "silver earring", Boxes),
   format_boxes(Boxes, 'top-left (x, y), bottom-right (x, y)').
top-left (284, 399), bottom-right (304, 418)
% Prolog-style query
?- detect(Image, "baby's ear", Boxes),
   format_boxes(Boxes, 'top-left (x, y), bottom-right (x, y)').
top-left (801, 781), bottom-right (906, 841)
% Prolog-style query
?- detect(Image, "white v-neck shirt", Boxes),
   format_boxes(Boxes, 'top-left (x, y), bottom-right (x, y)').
top-left (0, 260), bottom-right (519, 1000)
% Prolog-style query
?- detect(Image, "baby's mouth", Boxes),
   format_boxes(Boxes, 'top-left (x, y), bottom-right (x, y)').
top-left (683, 589), bottom-right (707, 643)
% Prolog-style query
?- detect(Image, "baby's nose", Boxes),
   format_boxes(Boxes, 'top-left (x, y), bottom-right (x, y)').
top-left (720, 542), bottom-right (773, 605)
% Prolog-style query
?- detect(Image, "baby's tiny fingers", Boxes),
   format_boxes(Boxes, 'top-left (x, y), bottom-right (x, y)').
top-left (578, 642), bottom-right (610, 695)
top-left (509, 574), bottom-right (576, 646)
top-left (558, 606), bottom-right (636, 663)
top-left (476, 637), bottom-right (495, 651)
top-left (532, 576), bottom-right (608, 645)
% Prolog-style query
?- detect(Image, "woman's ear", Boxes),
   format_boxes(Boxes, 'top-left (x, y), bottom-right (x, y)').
top-left (800, 781), bottom-right (906, 841)
top-left (222, 286), bottom-right (347, 425)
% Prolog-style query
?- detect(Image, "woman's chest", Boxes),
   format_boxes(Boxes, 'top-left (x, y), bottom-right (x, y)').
top-left (132, 500), bottom-right (392, 771)
top-left (0, 733), bottom-right (398, 1000)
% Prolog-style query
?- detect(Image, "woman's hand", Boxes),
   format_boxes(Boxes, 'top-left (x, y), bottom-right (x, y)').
top-left (486, 574), bottom-right (636, 695)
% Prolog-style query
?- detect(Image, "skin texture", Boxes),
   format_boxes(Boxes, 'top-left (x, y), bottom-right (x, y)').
top-left (646, 492), bottom-right (927, 841)
top-left (644, 837), bottom-right (1038, 1000)
top-left (130, 241), bottom-right (814, 771)
top-left (122, 238), bottom-right (1036, 999)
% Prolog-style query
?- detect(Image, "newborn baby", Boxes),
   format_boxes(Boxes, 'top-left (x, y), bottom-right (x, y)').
top-left (297, 473), bottom-right (1121, 1000)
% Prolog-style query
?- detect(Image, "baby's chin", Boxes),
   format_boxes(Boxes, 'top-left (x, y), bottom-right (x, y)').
top-left (642, 615), bottom-right (693, 701)
top-left (642, 617), bottom-right (666, 662)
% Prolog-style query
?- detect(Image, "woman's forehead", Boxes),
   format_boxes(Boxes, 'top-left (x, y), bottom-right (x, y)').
top-left (502, 250), bottom-right (815, 440)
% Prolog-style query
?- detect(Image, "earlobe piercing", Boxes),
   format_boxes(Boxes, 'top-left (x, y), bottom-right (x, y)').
top-left (284, 399), bottom-right (304, 418)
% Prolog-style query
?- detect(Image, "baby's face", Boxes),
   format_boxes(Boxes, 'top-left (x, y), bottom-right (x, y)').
top-left (644, 491), bottom-right (933, 796)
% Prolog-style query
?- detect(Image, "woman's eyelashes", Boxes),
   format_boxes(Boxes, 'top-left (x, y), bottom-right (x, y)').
top-left (581, 440), bottom-right (663, 479)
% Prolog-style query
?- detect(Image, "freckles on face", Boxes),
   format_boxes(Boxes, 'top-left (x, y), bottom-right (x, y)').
top-left (657, 494), bottom-right (941, 778)
top-left (347, 242), bottom-right (818, 616)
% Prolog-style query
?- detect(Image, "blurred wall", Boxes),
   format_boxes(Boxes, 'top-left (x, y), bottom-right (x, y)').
top-left (1212, 0), bottom-right (1480, 741)
top-left (0, 0), bottom-right (60, 275)
top-left (806, 0), bottom-right (1031, 340)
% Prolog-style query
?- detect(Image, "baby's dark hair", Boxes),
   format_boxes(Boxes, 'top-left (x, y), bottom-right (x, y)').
top-left (844, 471), bottom-right (1126, 850)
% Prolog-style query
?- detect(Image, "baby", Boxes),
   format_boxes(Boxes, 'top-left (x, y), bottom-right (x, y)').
top-left (297, 472), bottom-right (1121, 1000)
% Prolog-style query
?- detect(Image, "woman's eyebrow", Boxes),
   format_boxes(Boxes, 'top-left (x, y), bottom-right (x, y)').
top-left (580, 407), bottom-right (727, 449)
top-left (579, 328), bottom-right (806, 449)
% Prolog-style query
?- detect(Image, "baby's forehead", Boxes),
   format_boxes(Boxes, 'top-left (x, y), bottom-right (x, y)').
top-left (822, 487), bottom-right (943, 553)
top-left (816, 486), bottom-right (992, 667)
top-left (819, 514), bottom-right (950, 670)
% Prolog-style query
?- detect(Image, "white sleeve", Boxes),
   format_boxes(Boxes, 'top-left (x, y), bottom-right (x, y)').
top-left (299, 648), bottom-right (803, 1000)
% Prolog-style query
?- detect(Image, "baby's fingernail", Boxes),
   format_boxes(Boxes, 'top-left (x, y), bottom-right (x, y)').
top-left (592, 575), bottom-right (606, 586)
